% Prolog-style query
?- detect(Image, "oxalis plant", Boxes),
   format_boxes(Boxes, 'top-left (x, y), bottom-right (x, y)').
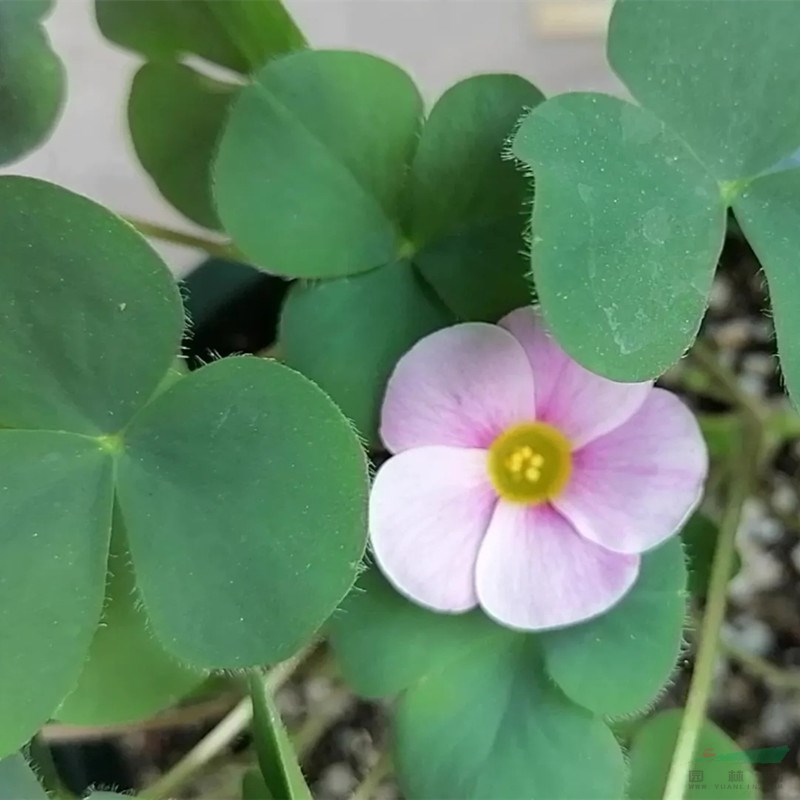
top-left (1, 0), bottom-right (799, 798)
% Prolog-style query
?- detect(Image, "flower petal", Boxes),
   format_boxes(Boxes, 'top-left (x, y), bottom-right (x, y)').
top-left (380, 323), bottom-right (535, 452)
top-left (370, 446), bottom-right (497, 613)
top-left (500, 307), bottom-right (652, 447)
top-left (475, 502), bottom-right (639, 630)
top-left (554, 389), bottom-right (708, 555)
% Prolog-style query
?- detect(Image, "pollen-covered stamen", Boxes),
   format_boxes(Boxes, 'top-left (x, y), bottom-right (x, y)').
top-left (488, 422), bottom-right (572, 504)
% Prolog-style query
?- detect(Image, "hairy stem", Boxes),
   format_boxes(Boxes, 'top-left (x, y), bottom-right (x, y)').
top-left (124, 216), bottom-right (238, 260)
top-left (140, 644), bottom-right (315, 800)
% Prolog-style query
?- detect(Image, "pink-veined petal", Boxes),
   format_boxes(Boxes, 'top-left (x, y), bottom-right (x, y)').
top-left (475, 502), bottom-right (639, 630)
top-left (370, 446), bottom-right (497, 613)
top-left (554, 388), bottom-right (708, 555)
top-left (380, 323), bottom-right (535, 453)
top-left (499, 307), bottom-right (652, 448)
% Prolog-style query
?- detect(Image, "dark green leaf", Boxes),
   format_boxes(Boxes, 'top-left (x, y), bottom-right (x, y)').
top-left (329, 568), bottom-right (504, 699)
top-left (0, 431), bottom-right (114, 757)
top-left (733, 168), bottom-right (800, 407)
top-left (0, 1), bottom-right (64, 165)
top-left (681, 513), bottom-right (740, 599)
top-left (249, 673), bottom-right (312, 800)
top-left (243, 768), bottom-right (274, 800)
top-left (116, 356), bottom-right (368, 668)
top-left (541, 538), bottom-right (687, 717)
top-left (698, 414), bottom-right (743, 463)
top-left (214, 50), bottom-right (423, 278)
top-left (395, 638), bottom-right (626, 799)
top-left (0, 753), bottom-right (47, 800)
top-left (513, 93), bottom-right (725, 380)
top-left (0, 177), bottom-right (183, 434)
top-left (408, 74), bottom-right (544, 321)
top-left (96, 0), bottom-right (305, 74)
top-left (56, 513), bottom-right (204, 725)
top-left (129, 63), bottom-right (236, 229)
top-left (628, 710), bottom-right (760, 799)
top-left (280, 261), bottom-right (452, 445)
top-left (609, 0), bottom-right (800, 181)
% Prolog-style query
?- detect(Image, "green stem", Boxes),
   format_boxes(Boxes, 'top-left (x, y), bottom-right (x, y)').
top-left (124, 216), bottom-right (238, 260)
top-left (141, 644), bottom-right (315, 800)
top-left (662, 429), bottom-right (758, 800)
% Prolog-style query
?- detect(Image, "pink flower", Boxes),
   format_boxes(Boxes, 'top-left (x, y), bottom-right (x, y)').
top-left (369, 307), bottom-right (707, 630)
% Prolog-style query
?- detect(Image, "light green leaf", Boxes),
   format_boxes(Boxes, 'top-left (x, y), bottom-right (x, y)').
top-left (56, 513), bottom-right (205, 726)
top-left (541, 538), bottom-right (687, 717)
top-left (0, 177), bottom-right (183, 434)
top-left (0, 0), bottom-right (64, 165)
top-left (513, 93), bottom-right (726, 380)
top-left (627, 710), bottom-right (760, 799)
top-left (249, 673), bottom-right (312, 800)
top-left (733, 168), bottom-right (800, 407)
top-left (608, 0), bottom-right (800, 181)
top-left (408, 74), bottom-right (544, 321)
top-left (116, 356), bottom-right (368, 668)
top-left (0, 753), bottom-right (47, 800)
top-left (215, 50), bottom-right (423, 278)
top-left (280, 260), bottom-right (452, 445)
top-left (0, 431), bottom-right (114, 757)
top-left (329, 569), bottom-right (504, 699)
top-left (96, 0), bottom-right (305, 74)
top-left (129, 63), bottom-right (236, 229)
top-left (395, 638), bottom-right (626, 800)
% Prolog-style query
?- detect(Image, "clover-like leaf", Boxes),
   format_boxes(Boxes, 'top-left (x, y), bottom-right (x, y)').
top-left (129, 63), bottom-right (236, 229)
top-left (0, 1), bottom-right (65, 165)
top-left (627, 710), bottom-right (761, 799)
top-left (280, 261), bottom-right (452, 445)
top-left (0, 753), bottom-right (47, 800)
top-left (96, 0), bottom-right (304, 74)
top-left (541, 538), bottom-right (686, 717)
top-left (116, 356), bottom-right (369, 667)
top-left (56, 513), bottom-right (205, 726)
top-left (0, 177), bottom-right (184, 434)
top-left (395, 637), bottom-right (626, 800)
top-left (0, 431), bottom-right (114, 757)
top-left (331, 571), bottom-right (627, 798)
top-left (407, 74), bottom-right (544, 321)
top-left (609, 0), bottom-right (800, 181)
top-left (513, 93), bottom-right (726, 380)
top-left (733, 168), bottom-right (800, 407)
top-left (215, 50), bottom-right (423, 278)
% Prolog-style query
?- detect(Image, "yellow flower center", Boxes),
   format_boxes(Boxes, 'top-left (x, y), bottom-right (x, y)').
top-left (487, 422), bottom-right (572, 504)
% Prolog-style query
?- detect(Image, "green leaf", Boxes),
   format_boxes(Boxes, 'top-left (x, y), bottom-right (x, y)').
top-left (0, 431), bottom-right (114, 757)
top-left (129, 63), bottom-right (236, 229)
top-left (0, 177), bottom-right (183, 434)
top-left (96, 0), bottom-right (305, 74)
top-left (681, 513), bottom-right (741, 600)
top-left (627, 710), bottom-right (760, 799)
top-left (395, 638), bottom-right (626, 800)
top-left (0, 754), bottom-right (47, 800)
top-left (214, 50), bottom-right (423, 278)
top-left (407, 74), bottom-right (544, 321)
top-left (56, 512), bottom-right (205, 726)
top-left (513, 93), bottom-right (726, 380)
top-left (280, 260), bottom-right (452, 445)
top-left (733, 168), bottom-right (800, 407)
top-left (0, 1), bottom-right (65, 165)
top-left (608, 0), bottom-right (800, 181)
top-left (249, 673), bottom-right (312, 800)
top-left (698, 414), bottom-right (743, 463)
top-left (329, 569), bottom-right (503, 699)
top-left (243, 768), bottom-right (274, 800)
top-left (116, 356), bottom-right (368, 668)
top-left (541, 538), bottom-right (687, 717)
